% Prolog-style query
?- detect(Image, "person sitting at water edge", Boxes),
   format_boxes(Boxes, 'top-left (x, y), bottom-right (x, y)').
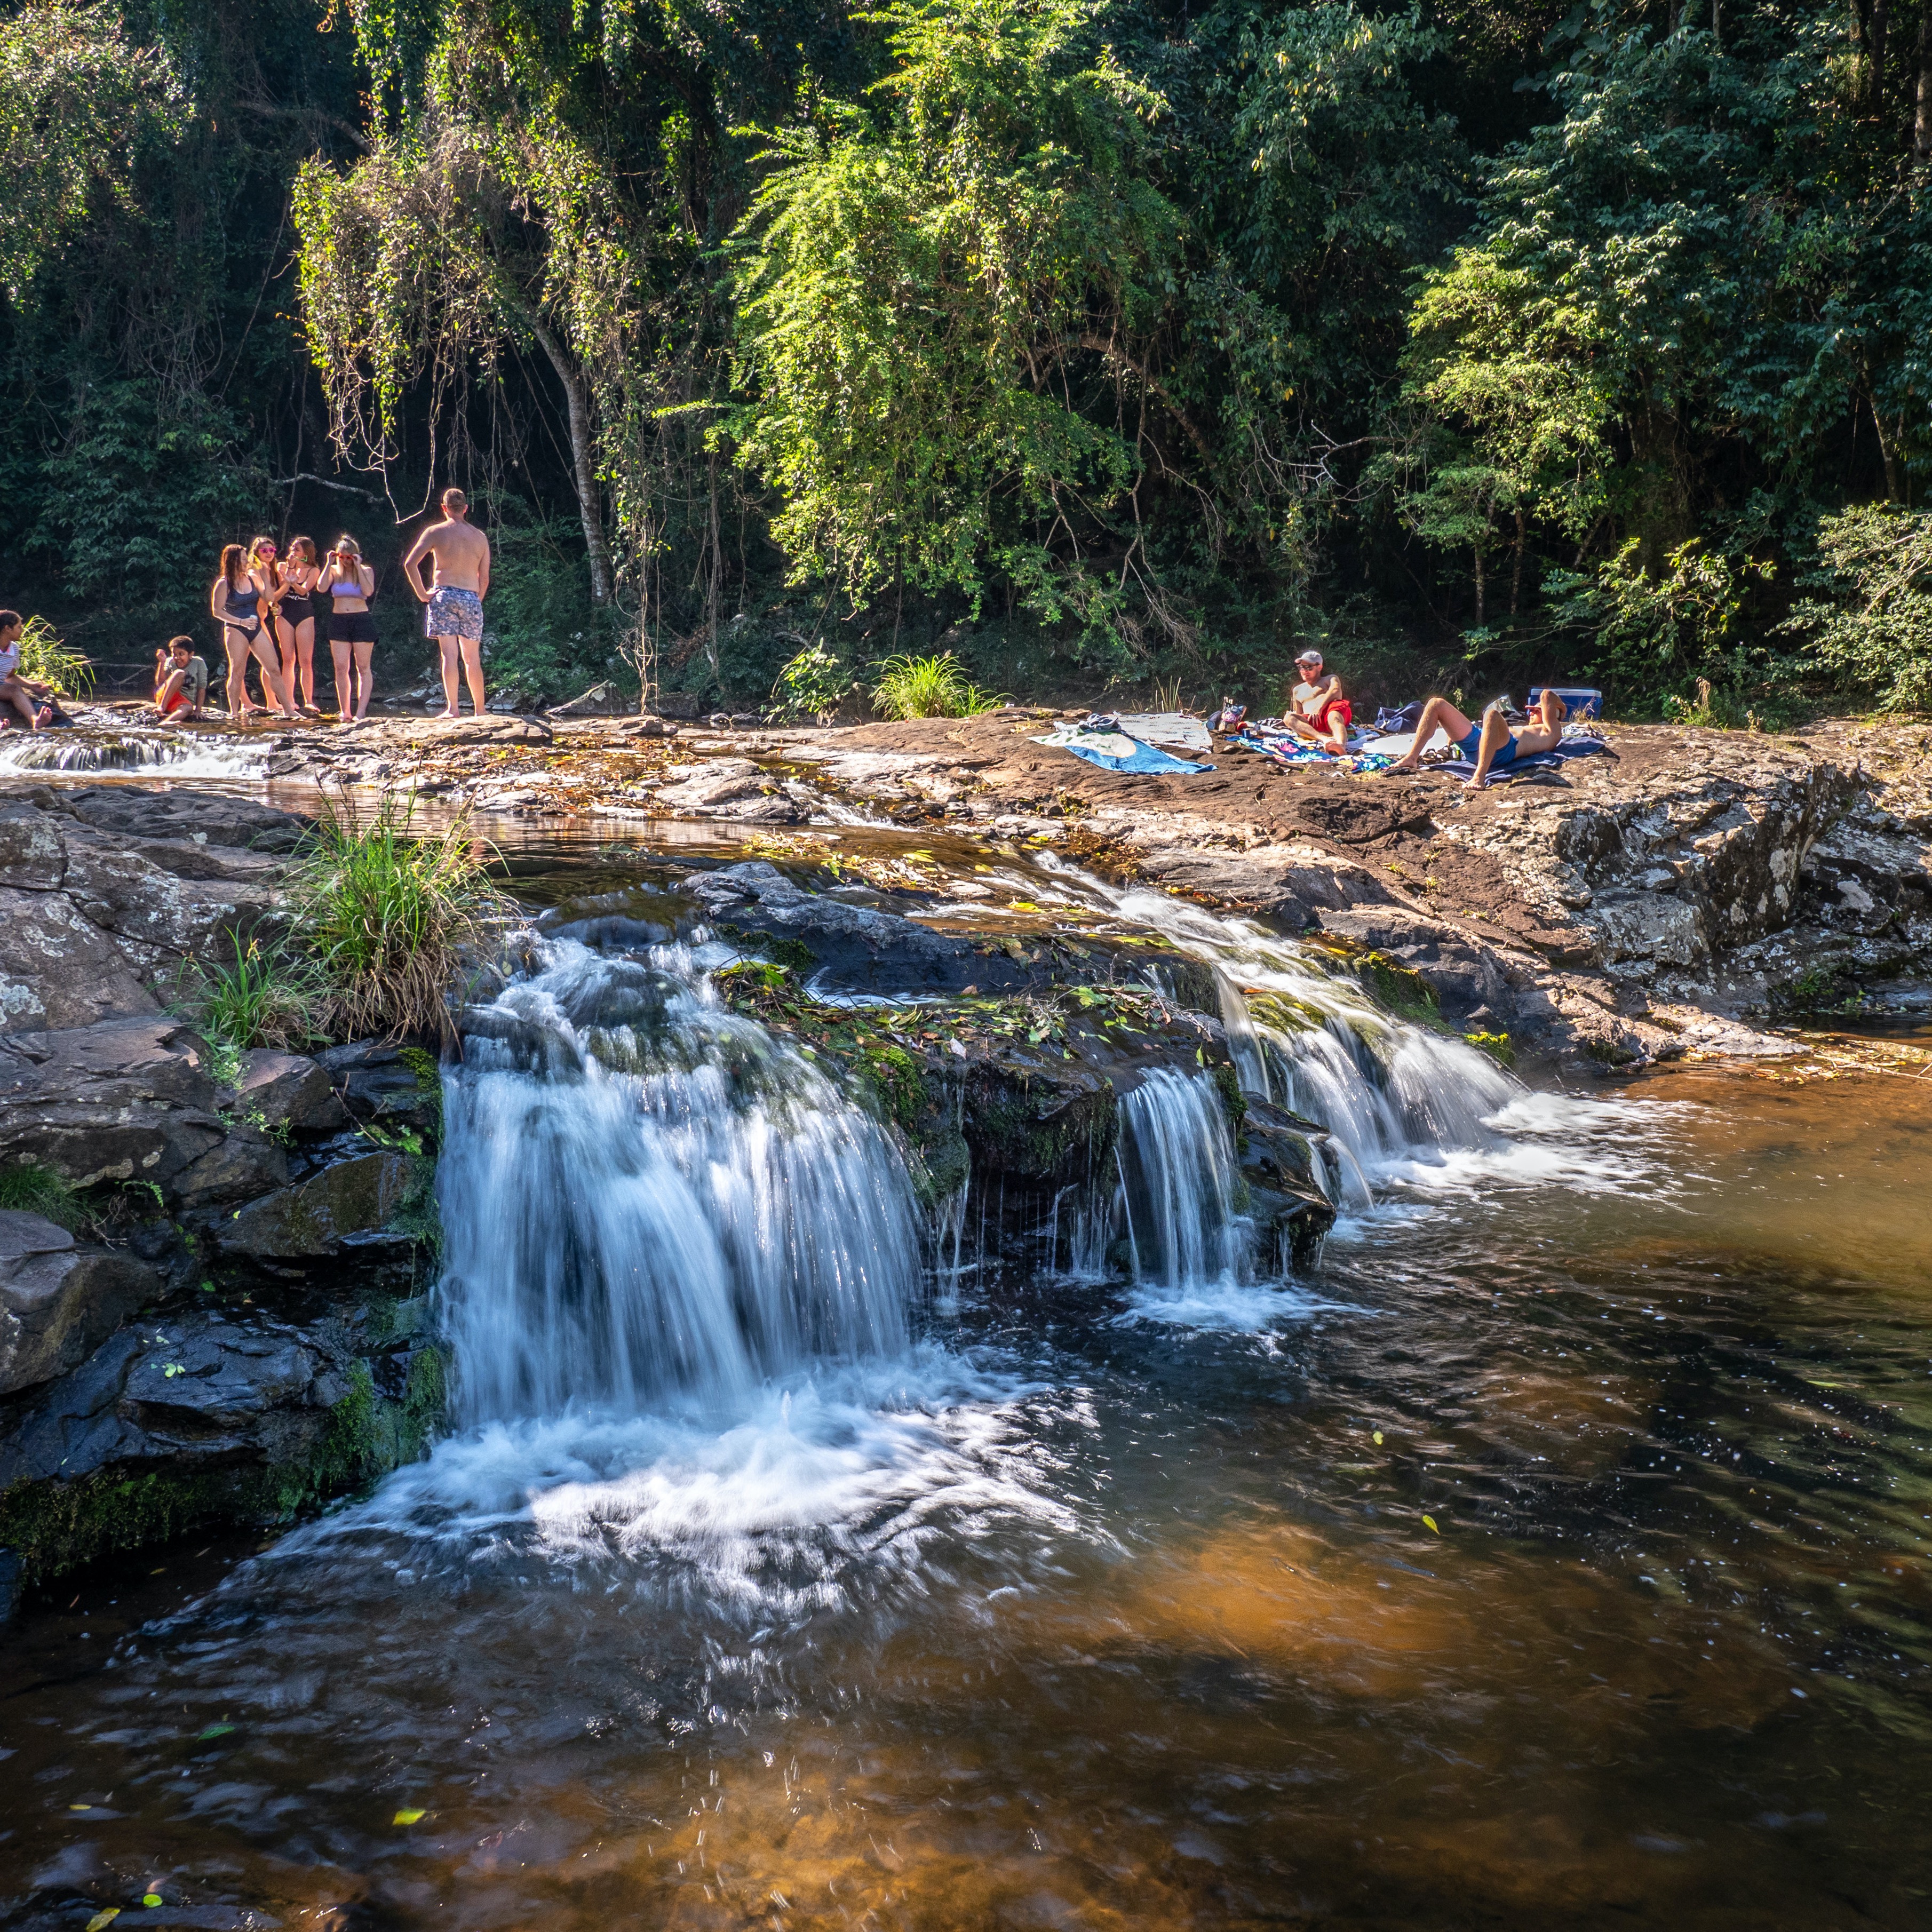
top-left (1282, 648), bottom-right (1353, 753)
top-left (402, 486), bottom-right (491, 720)
top-left (153, 635), bottom-right (210, 720)
top-left (1388, 688), bottom-right (1568, 785)
top-left (315, 533), bottom-right (378, 723)
top-left (0, 610), bottom-right (51, 730)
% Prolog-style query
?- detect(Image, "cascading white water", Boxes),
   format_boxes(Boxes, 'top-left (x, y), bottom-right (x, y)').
top-left (0, 732), bottom-right (269, 778)
top-left (436, 938), bottom-right (923, 1422)
top-left (1032, 857), bottom-right (1518, 1196)
top-left (1115, 1069), bottom-right (1243, 1288)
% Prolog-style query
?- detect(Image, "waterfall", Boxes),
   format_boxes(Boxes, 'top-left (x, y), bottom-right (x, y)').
top-left (0, 731), bottom-right (269, 778)
top-left (1116, 1069), bottom-right (1243, 1288)
top-left (1034, 857), bottom-right (1520, 1190)
top-left (436, 939), bottom-right (923, 1423)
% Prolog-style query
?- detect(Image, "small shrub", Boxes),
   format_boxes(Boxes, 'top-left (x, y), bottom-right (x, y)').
top-left (1780, 504), bottom-right (1932, 713)
top-left (16, 615), bottom-right (94, 695)
top-left (0, 1160), bottom-right (81, 1229)
top-left (870, 651), bottom-right (1003, 719)
top-left (289, 791), bottom-right (506, 1041)
top-left (770, 642), bottom-right (853, 722)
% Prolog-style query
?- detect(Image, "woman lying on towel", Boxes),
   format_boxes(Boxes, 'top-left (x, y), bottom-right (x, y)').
top-left (1388, 688), bottom-right (1567, 785)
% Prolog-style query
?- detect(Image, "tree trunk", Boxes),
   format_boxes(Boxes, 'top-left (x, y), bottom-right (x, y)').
top-left (1871, 393), bottom-right (1904, 500)
top-left (526, 313), bottom-right (615, 605)
top-left (1916, 6), bottom-right (1932, 160)
top-left (1870, 0), bottom-right (1890, 110)
top-left (1472, 544), bottom-right (1486, 626)
top-left (704, 448), bottom-right (723, 685)
top-left (1510, 506), bottom-right (1526, 617)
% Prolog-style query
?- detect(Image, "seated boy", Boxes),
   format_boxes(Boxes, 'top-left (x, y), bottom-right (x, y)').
top-left (1282, 648), bottom-right (1353, 753)
top-left (1388, 688), bottom-right (1568, 786)
top-left (154, 635), bottom-right (211, 720)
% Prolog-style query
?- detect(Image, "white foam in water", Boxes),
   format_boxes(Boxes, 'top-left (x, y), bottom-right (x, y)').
top-left (0, 731), bottom-right (269, 779)
top-left (315, 1351), bottom-right (1083, 1615)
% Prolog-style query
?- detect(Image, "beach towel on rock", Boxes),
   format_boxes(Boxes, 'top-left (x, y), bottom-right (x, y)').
top-left (1033, 720), bottom-right (1213, 774)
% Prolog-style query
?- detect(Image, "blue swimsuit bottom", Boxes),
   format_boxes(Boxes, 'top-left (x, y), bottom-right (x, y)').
top-left (1457, 723), bottom-right (1518, 768)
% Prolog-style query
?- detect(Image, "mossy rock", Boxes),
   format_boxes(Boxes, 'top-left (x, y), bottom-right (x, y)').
top-left (0, 1330), bottom-right (448, 1594)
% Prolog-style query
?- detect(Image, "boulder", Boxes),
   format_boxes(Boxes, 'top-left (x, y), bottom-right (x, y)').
top-left (172, 1131), bottom-right (291, 1211)
top-left (58, 786), bottom-right (309, 853)
top-left (0, 885), bottom-right (158, 1030)
top-left (0, 796), bottom-right (68, 889)
top-left (236, 1048), bottom-right (351, 1135)
top-left (0, 1211), bottom-right (158, 1396)
top-left (220, 1151), bottom-right (416, 1259)
top-left (55, 836), bottom-right (282, 974)
top-left (0, 1309), bottom-right (446, 1600)
top-left (0, 1015), bottom-right (223, 1192)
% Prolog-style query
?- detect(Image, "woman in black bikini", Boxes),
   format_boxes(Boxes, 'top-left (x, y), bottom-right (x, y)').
top-left (316, 533), bottom-right (378, 723)
top-left (210, 542), bottom-right (297, 722)
top-left (275, 535), bottom-right (323, 715)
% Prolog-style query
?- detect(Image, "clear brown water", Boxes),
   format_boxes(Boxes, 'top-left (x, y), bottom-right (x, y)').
top-left (3, 828), bottom-right (1930, 1931)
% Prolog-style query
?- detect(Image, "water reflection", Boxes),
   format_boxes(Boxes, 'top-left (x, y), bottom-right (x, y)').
top-left (4, 937), bottom-right (1931, 1929)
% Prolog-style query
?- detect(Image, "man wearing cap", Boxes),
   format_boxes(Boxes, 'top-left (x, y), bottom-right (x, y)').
top-left (1284, 650), bottom-right (1352, 753)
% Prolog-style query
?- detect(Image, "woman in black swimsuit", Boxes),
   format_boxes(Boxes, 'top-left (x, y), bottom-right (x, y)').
top-left (276, 535), bottom-right (323, 714)
top-left (210, 543), bottom-right (297, 722)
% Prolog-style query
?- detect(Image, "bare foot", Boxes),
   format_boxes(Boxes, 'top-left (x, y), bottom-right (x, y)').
top-left (432, 709), bottom-right (460, 721)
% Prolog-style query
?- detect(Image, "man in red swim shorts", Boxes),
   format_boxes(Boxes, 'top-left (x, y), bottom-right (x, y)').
top-left (1284, 648), bottom-right (1353, 753)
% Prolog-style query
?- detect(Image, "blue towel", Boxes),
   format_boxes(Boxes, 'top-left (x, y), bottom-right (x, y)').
top-left (1061, 738), bottom-right (1214, 775)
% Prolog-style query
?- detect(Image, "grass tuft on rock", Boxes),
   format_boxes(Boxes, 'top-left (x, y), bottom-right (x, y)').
top-left (0, 1160), bottom-right (81, 1229)
top-left (176, 937), bottom-right (327, 1081)
top-left (290, 792), bottom-right (506, 1042)
top-left (870, 651), bottom-right (1003, 720)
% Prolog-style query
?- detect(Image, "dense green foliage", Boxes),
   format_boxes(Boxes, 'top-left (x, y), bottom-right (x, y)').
top-left (2, 0), bottom-right (1928, 715)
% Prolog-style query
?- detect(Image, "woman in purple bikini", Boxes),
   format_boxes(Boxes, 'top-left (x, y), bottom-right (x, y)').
top-left (1387, 688), bottom-right (1568, 786)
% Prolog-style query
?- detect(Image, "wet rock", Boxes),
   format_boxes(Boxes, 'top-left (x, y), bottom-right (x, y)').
top-left (0, 1211), bottom-right (158, 1396)
top-left (0, 1016), bottom-right (222, 1192)
top-left (221, 1151), bottom-right (416, 1260)
top-left (0, 1309), bottom-right (446, 1599)
top-left (1236, 1102), bottom-right (1338, 1266)
top-left (236, 1048), bottom-right (351, 1135)
top-left (312, 1041), bottom-right (442, 1134)
top-left (172, 1130), bottom-right (291, 1211)
top-left (681, 860), bottom-right (1218, 1006)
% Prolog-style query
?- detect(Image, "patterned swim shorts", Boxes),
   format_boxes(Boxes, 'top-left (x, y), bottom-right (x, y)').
top-left (426, 585), bottom-right (484, 641)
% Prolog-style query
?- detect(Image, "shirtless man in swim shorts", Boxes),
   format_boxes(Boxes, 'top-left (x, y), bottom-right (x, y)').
top-left (402, 487), bottom-right (491, 719)
top-left (1282, 649), bottom-right (1353, 753)
top-left (1388, 688), bottom-right (1568, 786)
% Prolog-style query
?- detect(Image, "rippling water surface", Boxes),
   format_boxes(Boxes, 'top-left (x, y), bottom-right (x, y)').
top-left (3, 827), bottom-right (1929, 1931)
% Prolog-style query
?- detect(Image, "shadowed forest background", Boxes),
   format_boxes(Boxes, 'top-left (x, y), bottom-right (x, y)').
top-left (1, 0), bottom-right (1928, 719)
